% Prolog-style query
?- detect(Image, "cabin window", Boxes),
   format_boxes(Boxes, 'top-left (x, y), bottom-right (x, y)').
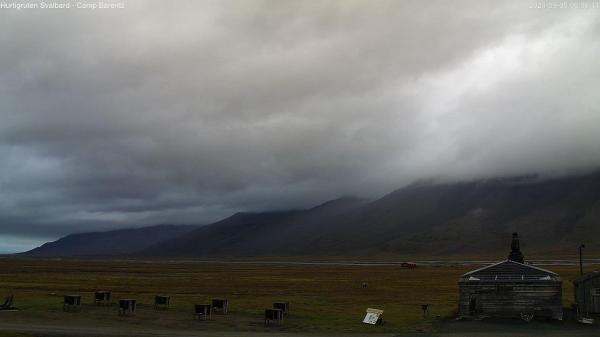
top-left (591, 288), bottom-right (600, 296)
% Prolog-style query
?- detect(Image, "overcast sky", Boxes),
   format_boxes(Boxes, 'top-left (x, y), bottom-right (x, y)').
top-left (1, 1), bottom-right (599, 252)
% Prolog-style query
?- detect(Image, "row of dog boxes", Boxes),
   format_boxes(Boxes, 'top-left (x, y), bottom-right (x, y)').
top-left (63, 293), bottom-right (172, 311)
top-left (195, 301), bottom-right (289, 326)
top-left (64, 294), bottom-right (289, 324)
top-left (63, 292), bottom-right (166, 306)
top-left (65, 294), bottom-right (286, 314)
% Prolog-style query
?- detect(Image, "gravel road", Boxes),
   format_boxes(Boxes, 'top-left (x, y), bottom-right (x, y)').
top-left (1, 322), bottom-right (600, 337)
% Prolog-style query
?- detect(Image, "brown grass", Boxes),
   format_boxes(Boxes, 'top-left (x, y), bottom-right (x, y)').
top-left (0, 257), bottom-right (587, 333)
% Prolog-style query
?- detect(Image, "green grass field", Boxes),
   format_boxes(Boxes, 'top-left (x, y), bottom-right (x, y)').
top-left (0, 257), bottom-right (587, 334)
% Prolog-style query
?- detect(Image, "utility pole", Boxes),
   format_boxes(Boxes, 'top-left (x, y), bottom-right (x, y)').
top-left (580, 244), bottom-right (585, 275)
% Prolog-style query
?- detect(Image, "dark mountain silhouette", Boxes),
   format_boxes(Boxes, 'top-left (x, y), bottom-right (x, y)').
top-left (141, 197), bottom-right (368, 257)
top-left (144, 172), bottom-right (600, 257)
top-left (24, 172), bottom-right (600, 257)
top-left (24, 225), bottom-right (198, 256)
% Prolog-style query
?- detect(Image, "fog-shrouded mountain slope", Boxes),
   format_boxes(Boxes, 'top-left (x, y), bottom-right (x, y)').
top-left (24, 171), bottom-right (600, 257)
top-left (25, 225), bottom-right (198, 256)
top-left (141, 197), bottom-right (369, 257)
top-left (144, 172), bottom-right (600, 257)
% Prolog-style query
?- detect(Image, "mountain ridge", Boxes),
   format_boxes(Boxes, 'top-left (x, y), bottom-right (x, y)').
top-left (25, 224), bottom-right (198, 256)
top-left (23, 171), bottom-right (600, 257)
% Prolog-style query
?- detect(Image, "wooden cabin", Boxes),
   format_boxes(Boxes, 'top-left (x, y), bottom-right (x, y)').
top-left (574, 271), bottom-right (600, 315)
top-left (458, 233), bottom-right (563, 321)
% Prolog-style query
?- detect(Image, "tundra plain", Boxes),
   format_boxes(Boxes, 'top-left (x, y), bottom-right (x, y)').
top-left (0, 257), bottom-right (595, 336)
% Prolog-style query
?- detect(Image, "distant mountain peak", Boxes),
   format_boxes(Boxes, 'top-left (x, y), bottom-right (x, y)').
top-left (25, 171), bottom-right (600, 257)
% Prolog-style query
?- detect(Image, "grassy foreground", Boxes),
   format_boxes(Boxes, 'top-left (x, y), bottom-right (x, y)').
top-left (0, 257), bottom-right (585, 334)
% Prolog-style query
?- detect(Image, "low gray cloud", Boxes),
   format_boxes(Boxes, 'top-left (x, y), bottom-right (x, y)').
top-left (1, 1), bottom-right (599, 246)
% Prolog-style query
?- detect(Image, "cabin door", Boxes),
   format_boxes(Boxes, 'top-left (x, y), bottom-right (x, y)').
top-left (469, 295), bottom-right (479, 315)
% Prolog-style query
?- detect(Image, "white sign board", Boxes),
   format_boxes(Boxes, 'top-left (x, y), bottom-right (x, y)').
top-left (362, 308), bottom-right (383, 325)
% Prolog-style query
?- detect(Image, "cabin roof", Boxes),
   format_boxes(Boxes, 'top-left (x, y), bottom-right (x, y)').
top-left (460, 260), bottom-right (559, 282)
top-left (574, 271), bottom-right (600, 284)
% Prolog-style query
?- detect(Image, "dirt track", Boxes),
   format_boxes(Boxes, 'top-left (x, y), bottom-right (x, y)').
top-left (1, 322), bottom-right (600, 337)
top-left (0, 322), bottom-right (397, 337)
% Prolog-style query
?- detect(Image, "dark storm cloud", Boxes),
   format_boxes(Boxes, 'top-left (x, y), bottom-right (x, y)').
top-left (1, 1), bottom-right (599, 244)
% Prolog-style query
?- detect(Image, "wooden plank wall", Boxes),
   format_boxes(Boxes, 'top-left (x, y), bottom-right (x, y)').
top-left (459, 281), bottom-right (562, 319)
top-left (575, 275), bottom-right (600, 314)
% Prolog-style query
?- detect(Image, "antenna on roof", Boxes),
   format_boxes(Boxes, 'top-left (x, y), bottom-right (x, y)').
top-left (508, 232), bottom-right (524, 264)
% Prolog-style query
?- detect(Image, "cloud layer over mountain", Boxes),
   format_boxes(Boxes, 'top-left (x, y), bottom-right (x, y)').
top-left (1, 1), bottom-right (599, 246)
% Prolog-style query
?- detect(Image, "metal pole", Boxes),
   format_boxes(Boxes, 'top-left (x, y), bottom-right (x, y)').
top-left (580, 244), bottom-right (585, 275)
